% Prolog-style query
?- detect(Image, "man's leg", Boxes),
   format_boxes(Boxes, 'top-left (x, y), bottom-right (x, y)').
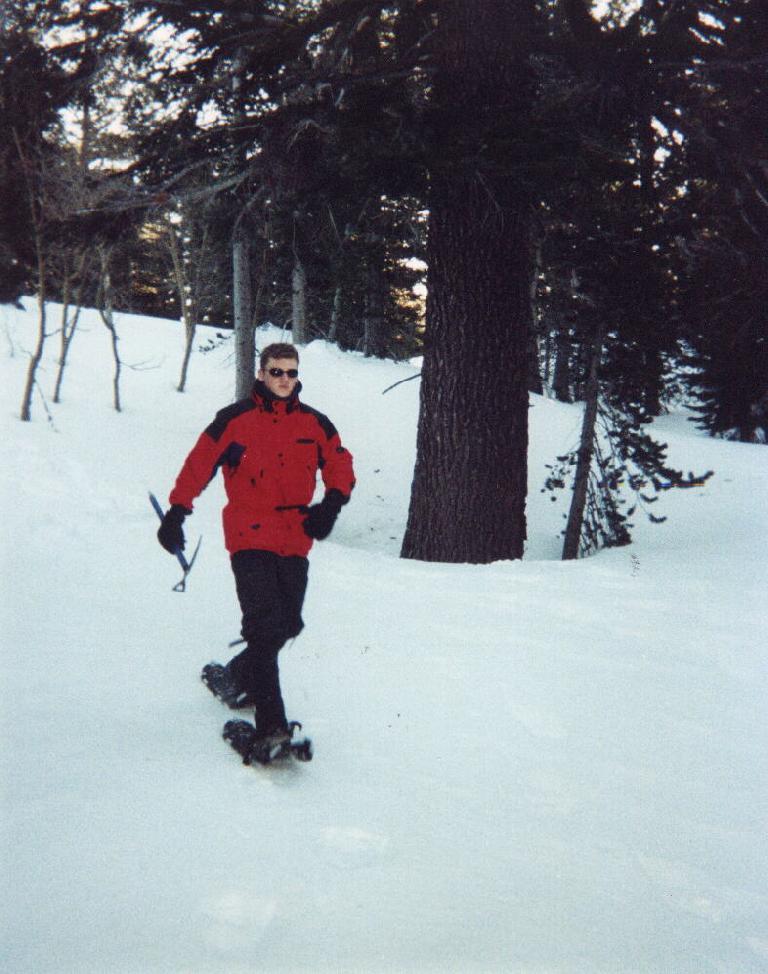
top-left (227, 550), bottom-right (308, 733)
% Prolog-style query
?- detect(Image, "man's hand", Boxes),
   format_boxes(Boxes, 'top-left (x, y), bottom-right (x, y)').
top-left (302, 489), bottom-right (346, 541)
top-left (157, 504), bottom-right (191, 554)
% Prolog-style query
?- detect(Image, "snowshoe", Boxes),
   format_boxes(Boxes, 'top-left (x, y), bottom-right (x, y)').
top-left (222, 719), bottom-right (313, 766)
top-left (201, 662), bottom-right (256, 710)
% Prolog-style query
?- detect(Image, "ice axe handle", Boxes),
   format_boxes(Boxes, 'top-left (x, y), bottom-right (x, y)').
top-left (149, 492), bottom-right (191, 571)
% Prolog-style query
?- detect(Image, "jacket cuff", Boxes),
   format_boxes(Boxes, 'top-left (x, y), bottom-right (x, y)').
top-left (324, 488), bottom-right (348, 508)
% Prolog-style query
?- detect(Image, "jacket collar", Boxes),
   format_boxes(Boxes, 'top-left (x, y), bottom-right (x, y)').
top-left (251, 379), bottom-right (302, 413)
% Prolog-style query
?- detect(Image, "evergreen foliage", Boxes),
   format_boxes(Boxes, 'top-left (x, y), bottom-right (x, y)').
top-left (527, 0), bottom-right (765, 554)
top-left (3, 0), bottom-right (765, 558)
top-left (0, 3), bottom-right (73, 302)
top-left (670, 1), bottom-right (768, 442)
top-left (544, 397), bottom-right (714, 558)
top-left (119, 0), bottom-right (430, 353)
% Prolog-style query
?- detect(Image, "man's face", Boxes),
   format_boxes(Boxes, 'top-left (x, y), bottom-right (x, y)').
top-left (259, 357), bottom-right (299, 399)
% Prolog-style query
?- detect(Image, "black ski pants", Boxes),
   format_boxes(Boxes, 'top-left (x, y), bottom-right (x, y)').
top-left (226, 549), bottom-right (309, 733)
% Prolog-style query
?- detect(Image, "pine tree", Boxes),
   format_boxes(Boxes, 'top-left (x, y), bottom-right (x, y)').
top-left (533, 0), bottom-right (729, 555)
top-left (671, 0), bottom-right (768, 442)
top-left (401, 0), bottom-right (539, 563)
top-left (0, 2), bottom-right (73, 304)
top-left (122, 0), bottom-right (430, 358)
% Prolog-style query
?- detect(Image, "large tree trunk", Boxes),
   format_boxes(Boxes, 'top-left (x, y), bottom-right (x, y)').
top-left (401, 0), bottom-right (535, 564)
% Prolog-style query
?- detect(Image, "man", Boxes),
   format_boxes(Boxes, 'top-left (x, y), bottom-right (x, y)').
top-left (157, 342), bottom-right (355, 756)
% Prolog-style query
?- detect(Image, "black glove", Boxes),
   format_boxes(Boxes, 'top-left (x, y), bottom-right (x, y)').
top-left (302, 489), bottom-right (346, 541)
top-left (157, 504), bottom-right (190, 554)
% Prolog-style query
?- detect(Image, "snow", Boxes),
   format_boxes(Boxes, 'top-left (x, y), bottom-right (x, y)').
top-left (1, 298), bottom-right (767, 974)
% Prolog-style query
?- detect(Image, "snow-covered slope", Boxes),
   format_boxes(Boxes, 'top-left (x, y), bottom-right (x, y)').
top-left (2, 299), bottom-right (766, 974)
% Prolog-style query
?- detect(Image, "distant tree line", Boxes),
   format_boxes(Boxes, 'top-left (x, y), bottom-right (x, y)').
top-left (2, 0), bottom-right (766, 562)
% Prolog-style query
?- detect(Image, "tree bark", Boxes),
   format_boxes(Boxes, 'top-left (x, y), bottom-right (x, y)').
top-left (232, 49), bottom-right (255, 400)
top-left (98, 248), bottom-right (122, 413)
top-left (177, 314), bottom-right (196, 394)
top-left (561, 322), bottom-right (606, 560)
top-left (328, 284), bottom-right (342, 343)
top-left (291, 255), bottom-right (308, 345)
top-left (53, 251), bottom-right (89, 403)
top-left (552, 319), bottom-right (572, 403)
top-left (166, 220), bottom-right (197, 393)
top-left (527, 330), bottom-right (543, 395)
top-left (401, 0), bottom-right (535, 564)
top-left (233, 227), bottom-right (254, 400)
top-left (528, 239), bottom-right (543, 393)
top-left (17, 128), bottom-right (47, 422)
top-left (20, 250), bottom-right (47, 422)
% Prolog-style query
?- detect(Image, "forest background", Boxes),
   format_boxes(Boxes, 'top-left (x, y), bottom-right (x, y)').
top-left (2, 0), bottom-right (766, 564)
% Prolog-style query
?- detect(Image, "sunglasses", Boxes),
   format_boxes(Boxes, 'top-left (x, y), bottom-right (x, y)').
top-left (267, 367), bottom-right (299, 378)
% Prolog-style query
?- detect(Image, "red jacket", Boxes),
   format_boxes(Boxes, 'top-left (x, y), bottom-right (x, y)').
top-left (169, 381), bottom-right (355, 557)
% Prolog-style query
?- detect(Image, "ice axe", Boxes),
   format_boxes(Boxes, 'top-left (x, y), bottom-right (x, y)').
top-left (149, 491), bottom-right (202, 592)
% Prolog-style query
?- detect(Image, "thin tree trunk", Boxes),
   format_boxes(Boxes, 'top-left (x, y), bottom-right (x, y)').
top-left (53, 276), bottom-right (72, 403)
top-left (166, 220), bottom-right (196, 393)
top-left (232, 49), bottom-right (255, 401)
top-left (552, 320), bottom-right (572, 403)
top-left (21, 266), bottom-right (46, 423)
top-left (291, 255), bottom-right (308, 344)
top-left (178, 323), bottom-right (195, 394)
top-left (528, 240), bottom-right (543, 393)
top-left (53, 295), bottom-right (82, 404)
top-left (106, 313), bottom-right (122, 412)
top-left (98, 249), bottom-right (122, 413)
top-left (17, 126), bottom-right (47, 422)
top-left (53, 251), bottom-right (89, 403)
top-left (328, 284), bottom-right (342, 343)
top-left (562, 322), bottom-right (606, 560)
top-left (233, 227), bottom-right (254, 400)
top-left (20, 255), bottom-right (47, 422)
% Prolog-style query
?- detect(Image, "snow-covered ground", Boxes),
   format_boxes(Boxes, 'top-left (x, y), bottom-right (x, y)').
top-left (1, 298), bottom-right (766, 974)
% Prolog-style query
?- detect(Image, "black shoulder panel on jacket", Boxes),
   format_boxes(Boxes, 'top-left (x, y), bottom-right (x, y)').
top-left (204, 398), bottom-right (256, 443)
top-left (298, 403), bottom-right (338, 440)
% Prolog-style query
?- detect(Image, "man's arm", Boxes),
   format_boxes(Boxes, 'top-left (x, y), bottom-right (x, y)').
top-left (158, 428), bottom-right (221, 555)
top-left (300, 417), bottom-right (355, 541)
top-left (318, 428), bottom-right (356, 502)
top-left (170, 398), bottom-right (256, 509)
top-left (169, 427), bottom-right (225, 511)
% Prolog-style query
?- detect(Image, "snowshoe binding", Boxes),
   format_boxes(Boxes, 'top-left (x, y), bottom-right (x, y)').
top-left (222, 719), bottom-right (313, 766)
top-left (201, 662), bottom-right (256, 710)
